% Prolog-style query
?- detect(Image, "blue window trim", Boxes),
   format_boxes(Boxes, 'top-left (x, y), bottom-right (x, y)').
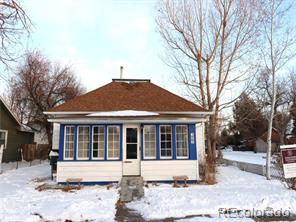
top-left (141, 123), bottom-right (197, 161)
top-left (76, 125), bottom-right (91, 160)
top-left (59, 123), bottom-right (196, 162)
top-left (59, 124), bottom-right (122, 161)
top-left (106, 125), bottom-right (121, 160)
top-left (159, 124), bottom-right (173, 159)
top-left (142, 125), bottom-right (157, 160)
top-left (175, 125), bottom-right (189, 160)
top-left (91, 125), bottom-right (105, 160)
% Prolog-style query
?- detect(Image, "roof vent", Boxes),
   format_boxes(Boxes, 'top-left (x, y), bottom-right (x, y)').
top-left (112, 79), bottom-right (151, 83)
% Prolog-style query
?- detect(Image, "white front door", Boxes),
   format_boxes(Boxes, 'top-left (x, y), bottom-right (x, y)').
top-left (123, 124), bottom-right (140, 176)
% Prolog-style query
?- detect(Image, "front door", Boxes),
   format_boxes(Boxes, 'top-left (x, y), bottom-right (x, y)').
top-left (123, 125), bottom-right (140, 176)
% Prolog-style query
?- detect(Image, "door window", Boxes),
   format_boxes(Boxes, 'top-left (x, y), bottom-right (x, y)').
top-left (126, 128), bottom-right (137, 159)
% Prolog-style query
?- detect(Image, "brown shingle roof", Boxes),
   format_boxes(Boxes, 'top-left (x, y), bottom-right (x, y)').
top-left (48, 80), bottom-right (206, 112)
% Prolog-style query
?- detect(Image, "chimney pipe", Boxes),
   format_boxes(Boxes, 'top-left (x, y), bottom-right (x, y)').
top-left (120, 66), bottom-right (123, 79)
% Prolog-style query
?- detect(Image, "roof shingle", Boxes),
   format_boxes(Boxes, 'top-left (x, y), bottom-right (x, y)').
top-left (48, 81), bottom-right (206, 112)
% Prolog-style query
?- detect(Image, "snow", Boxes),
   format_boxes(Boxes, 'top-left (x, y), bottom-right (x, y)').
top-left (49, 150), bottom-right (59, 156)
top-left (0, 163), bottom-right (118, 222)
top-left (222, 150), bottom-right (266, 165)
top-left (87, 110), bottom-right (159, 117)
top-left (127, 165), bottom-right (296, 220)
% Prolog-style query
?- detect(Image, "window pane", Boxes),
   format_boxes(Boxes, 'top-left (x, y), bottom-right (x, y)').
top-left (144, 126), bottom-right (156, 158)
top-left (160, 125), bottom-right (172, 158)
top-left (176, 125), bottom-right (188, 158)
top-left (108, 126), bottom-right (120, 159)
top-left (64, 126), bottom-right (74, 159)
top-left (77, 126), bottom-right (90, 159)
top-left (92, 126), bottom-right (105, 159)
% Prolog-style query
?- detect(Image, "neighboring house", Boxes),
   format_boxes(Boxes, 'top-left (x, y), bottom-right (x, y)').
top-left (0, 97), bottom-right (35, 162)
top-left (255, 128), bottom-right (280, 153)
top-left (28, 123), bottom-right (49, 144)
top-left (45, 79), bottom-right (211, 183)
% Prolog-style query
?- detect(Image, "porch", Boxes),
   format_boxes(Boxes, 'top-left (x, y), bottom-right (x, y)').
top-left (56, 122), bottom-right (200, 183)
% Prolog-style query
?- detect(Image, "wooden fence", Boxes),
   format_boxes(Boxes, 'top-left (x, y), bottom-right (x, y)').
top-left (21, 144), bottom-right (50, 161)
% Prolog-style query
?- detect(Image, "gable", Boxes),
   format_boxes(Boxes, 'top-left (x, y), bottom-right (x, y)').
top-left (48, 80), bottom-right (207, 113)
top-left (0, 99), bottom-right (21, 127)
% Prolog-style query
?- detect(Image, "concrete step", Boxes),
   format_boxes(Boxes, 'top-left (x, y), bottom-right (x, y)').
top-left (120, 176), bottom-right (144, 202)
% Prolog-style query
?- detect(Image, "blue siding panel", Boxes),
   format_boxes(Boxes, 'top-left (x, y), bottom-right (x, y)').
top-left (74, 126), bottom-right (78, 161)
top-left (172, 124), bottom-right (176, 160)
top-left (58, 124), bottom-right (64, 161)
top-left (120, 125), bottom-right (123, 161)
top-left (188, 124), bottom-right (197, 160)
top-left (156, 124), bottom-right (160, 160)
top-left (104, 125), bottom-right (107, 161)
top-left (89, 126), bottom-right (92, 160)
top-left (140, 126), bottom-right (144, 160)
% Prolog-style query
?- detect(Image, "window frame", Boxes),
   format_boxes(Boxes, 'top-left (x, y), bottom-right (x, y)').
top-left (143, 125), bottom-right (156, 159)
top-left (0, 129), bottom-right (8, 150)
top-left (76, 125), bottom-right (90, 160)
top-left (91, 125), bottom-right (105, 160)
top-left (107, 125), bottom-right (120, 160)
top-left (175, 125), bottom-right (189, 159)
top-left (159, 125), bottom-right (172, 159)
top-left (63, 125), bottom-right (75, 160)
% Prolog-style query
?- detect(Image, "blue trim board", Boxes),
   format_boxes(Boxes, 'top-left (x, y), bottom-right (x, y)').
top-left (104, 125), bottom-right (107, 160)
top-left (188, 124), bottom-right (197, 160)
top-left (89, 126), bottom-right (92, 161)
top-left (156, 124), bottom-right (160, 160)
top-left (140, 126), bottom-right (144, 160)
top-left (172, 124), bottom-right (176, 159)
top-left (58, 124), bottom-right (64, 161)
top-left (58, 180), bottom-right (198, 185)
top-left (74, 126), bottom-right (77, 161)
top-left (59, 181), bottom-right (119, 185)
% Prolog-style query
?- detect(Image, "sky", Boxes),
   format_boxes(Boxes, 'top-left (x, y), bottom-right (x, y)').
top-left (10, 0), bottom-right (176, 93)
top-left (0, 0), bottom-right (295, 115)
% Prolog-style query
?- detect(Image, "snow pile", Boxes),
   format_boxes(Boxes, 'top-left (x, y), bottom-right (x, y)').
top-left (0, 163), bottom-right (118, 222)
top-left (127, 166), bottom-right (296, 220)
top-left (222, 151), bottom-right (266, 165)
top-left (87, 110), bottom-right (159, 117)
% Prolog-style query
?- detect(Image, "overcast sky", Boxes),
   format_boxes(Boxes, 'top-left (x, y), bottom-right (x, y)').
top-left (15, 0), bottom-right (177, 93)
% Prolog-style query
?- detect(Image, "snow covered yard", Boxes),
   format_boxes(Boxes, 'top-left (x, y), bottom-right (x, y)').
top-left (222, 150), bottom-right (266, 165)
top-left (127, 165), bottom-right (296, 221)
top-left (0, 163), bottom-right (118, 222)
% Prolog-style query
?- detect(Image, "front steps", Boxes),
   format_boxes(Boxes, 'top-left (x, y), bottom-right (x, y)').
top-left (120, 176), bottom-right (144, 202)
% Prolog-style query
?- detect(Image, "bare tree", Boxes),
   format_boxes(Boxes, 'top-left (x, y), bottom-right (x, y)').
top-left (7, 51), bottom-right (85, 145)
top-left (258, 0), bottom-right (296, 180)
top-left (156, 0), bottom-right (262, 183)
top-left (0, 0), bottom-right (31, 81)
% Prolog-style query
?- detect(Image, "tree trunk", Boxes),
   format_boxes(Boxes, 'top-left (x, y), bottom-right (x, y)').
top-left (45, 123), bottom-right (53, 147)
top-left (266, 71), bottom-right (276, 180)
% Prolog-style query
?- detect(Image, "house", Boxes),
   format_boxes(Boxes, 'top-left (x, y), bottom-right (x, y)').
top-left (255, 128), bottom-right (280, 153)
top-left (45, 79), bottom-right (211, 183)
top-left (0, 97), bottom-right (35, 162)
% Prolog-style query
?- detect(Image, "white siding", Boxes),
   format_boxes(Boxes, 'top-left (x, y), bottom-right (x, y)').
top-left (196, 123), bottom-right (205, 163)
top-left (141, 160), bottom-right (198, 181)
top-left (57, 161), bottom-right (122, 182)
top-left (52, 123), bottom-right (60, 151)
